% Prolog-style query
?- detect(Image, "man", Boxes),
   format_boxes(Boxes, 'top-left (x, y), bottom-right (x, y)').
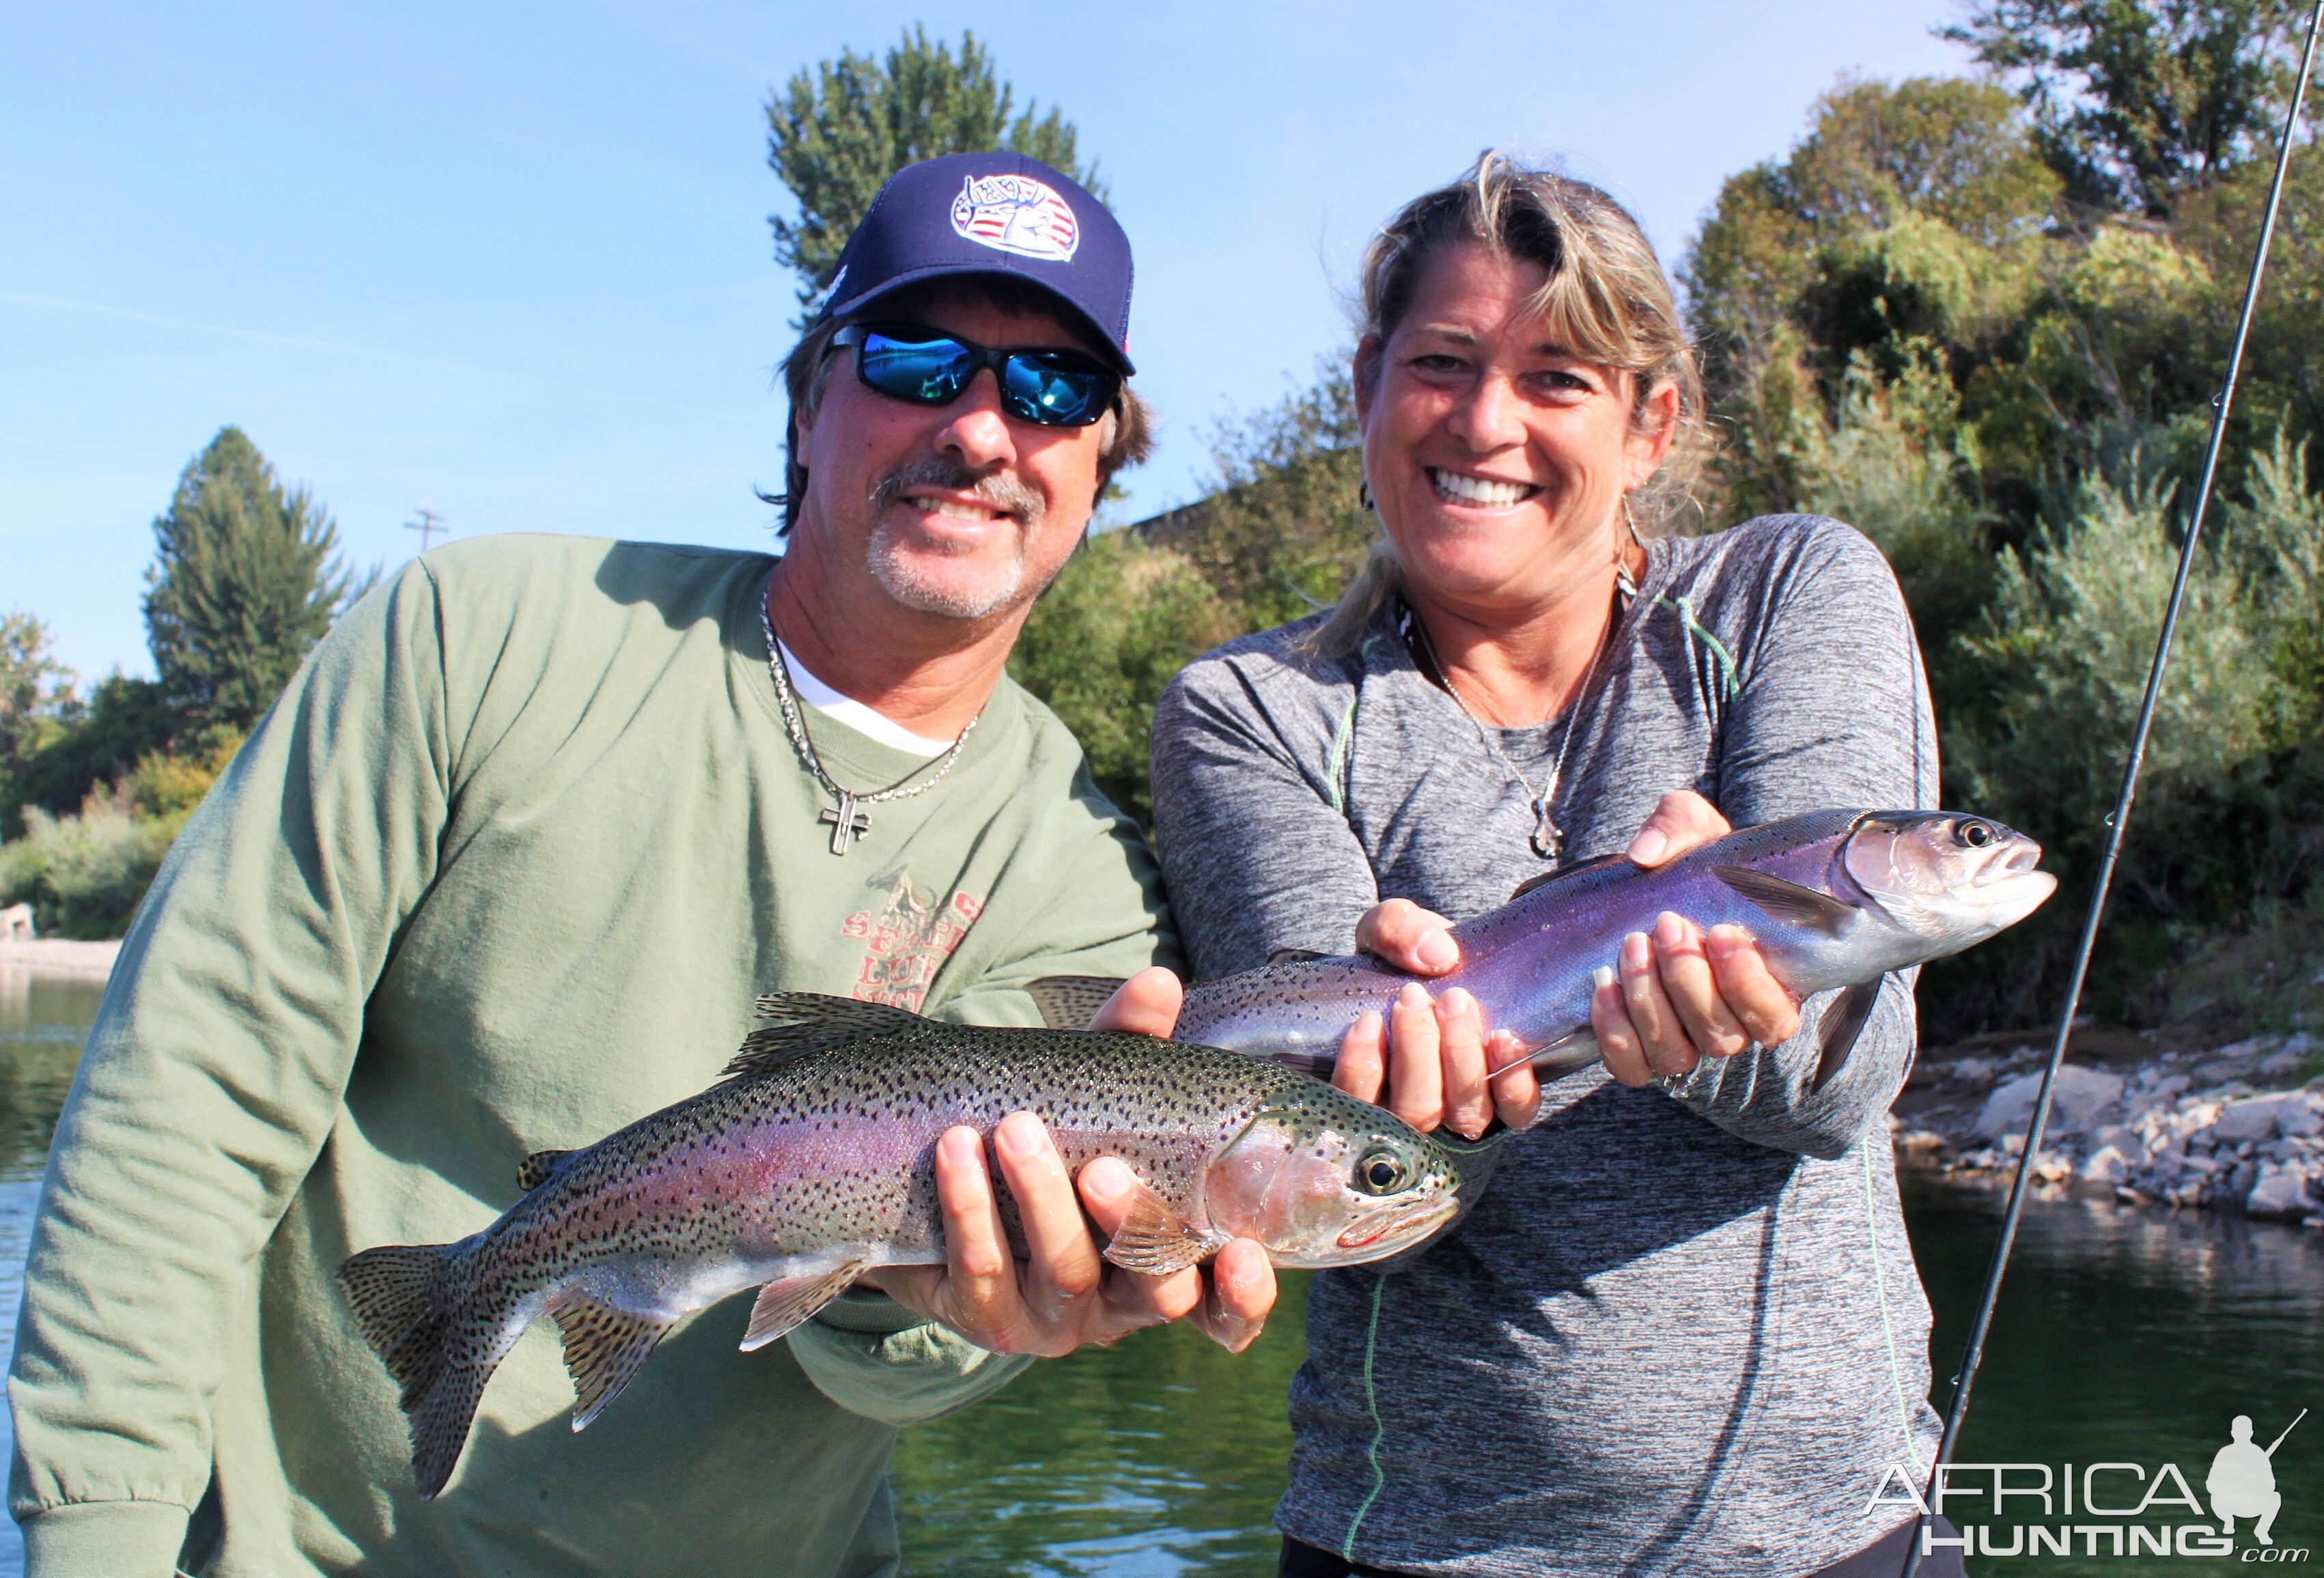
top-left (2209, 1413), bottom-right (2287, 1546)
top-left (7, 153), bottom-right (1274, 1578)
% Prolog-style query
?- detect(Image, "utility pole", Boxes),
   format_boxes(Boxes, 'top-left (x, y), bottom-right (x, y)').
top-left (405, 505), bottom-right (447, 554)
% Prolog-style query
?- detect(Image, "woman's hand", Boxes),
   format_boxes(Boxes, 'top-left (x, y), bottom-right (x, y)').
top-left (1332, 901), bottom-right (1541, 1138)
top-left (1592, 791), bottom-right (1801, 1088)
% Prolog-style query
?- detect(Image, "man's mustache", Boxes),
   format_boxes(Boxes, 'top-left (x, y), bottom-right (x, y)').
top-left (868, 457), bottom-right (1045, 526)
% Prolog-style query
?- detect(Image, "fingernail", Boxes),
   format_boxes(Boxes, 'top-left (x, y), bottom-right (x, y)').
top-left (996, 1113), bottom-right (1042, 1158)
top-left (1593, 965), bottom-right (1616, 992)
top-left (1399, 981), bottom-right (1431, 1008)
top-left (1218, 1258), bottom-right (1248, 1295)
top-left (1081, 1157), bottom-right (1128, 1202)
top-left (1444, 987), bottom-right (1476, 1022)
top-left (1418, 931), bottom-right (1459, 970)
top-left (1656, 910), bottom-right (1687, 946)
top-left (1621, 933), bottom-right (1651, 970)
top-left (1629, 827), bottom-right (1666, 864)
top-left (1705, 925), bottom-right (1743, 957)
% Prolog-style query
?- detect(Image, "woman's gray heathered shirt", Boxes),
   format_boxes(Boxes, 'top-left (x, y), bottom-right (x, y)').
top-left (1150, 516), bottom-right (1944, 1578)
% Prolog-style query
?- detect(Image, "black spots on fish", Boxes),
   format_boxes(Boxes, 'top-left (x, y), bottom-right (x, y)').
top-left (727, 994), bottom-right (929, 1079)
top-left (517, 1150), bottom-right (575, 1192)
top-left (549, 1295), bottom-right (675, 1431)
top-left (337, 1242), bottom-right (454, 1378)
top-left (336, 1240), bottom-right (497, 1500)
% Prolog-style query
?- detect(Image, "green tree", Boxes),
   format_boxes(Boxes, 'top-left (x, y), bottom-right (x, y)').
top-left (1943, 0), bottom-right (2312, 216)
top-left (0, 611), bottom-right (79, 832)
top-left (766, 27), bottom-right (1100, 316)
top-left (1167, 363), bottom-right (1375, 632)
top-left (1009, 535), bottom-right (1241, 829)
top-left (143, 426), bottom-right (365, 735)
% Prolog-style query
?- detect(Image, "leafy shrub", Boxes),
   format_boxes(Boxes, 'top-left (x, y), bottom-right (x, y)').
top-left (1013, 535), bottom-right (1242, 829)
top-left (0, 734), bottom-right (239, 939)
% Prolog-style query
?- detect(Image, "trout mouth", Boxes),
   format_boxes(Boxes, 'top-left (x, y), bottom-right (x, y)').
top-left (1336, 1194), bottom-right (1459, 1252)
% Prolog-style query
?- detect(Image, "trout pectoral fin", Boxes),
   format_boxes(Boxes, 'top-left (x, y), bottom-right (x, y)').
top-left (738, 1260), bottom-right (867, 1351)
top-left (548, 1295), bottom-right (675, 1431)
top-left (1102, 1188), bottom-right (1216, 1276)
top-left (1711, 866), bottom-right (1857, 935)
top-left (1811, 979), bottom-right (1881, 1094)
top-left (1024, 976), bottom-right (1129, 1030)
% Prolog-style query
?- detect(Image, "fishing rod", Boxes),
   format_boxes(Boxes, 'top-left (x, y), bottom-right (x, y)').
top-left (1899, 6), bottom-right (2324, 1573)
top-left (2265, 1408), bottom-right (2307, 1457)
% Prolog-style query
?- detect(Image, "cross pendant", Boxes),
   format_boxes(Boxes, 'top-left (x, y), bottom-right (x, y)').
top-left (821, 792), bottom-right (872, 855)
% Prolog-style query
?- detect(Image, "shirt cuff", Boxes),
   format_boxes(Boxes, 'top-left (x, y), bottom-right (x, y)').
top-left (20, 1499), bottom-right (190, 1578)
top-left (787, 1304), bottom-right (1035, 1427)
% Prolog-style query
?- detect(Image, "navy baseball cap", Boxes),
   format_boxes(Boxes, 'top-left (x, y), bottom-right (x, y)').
top-left (818, 152), bottom-right (1136, 374)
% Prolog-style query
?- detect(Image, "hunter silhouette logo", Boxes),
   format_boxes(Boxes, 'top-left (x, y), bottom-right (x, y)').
top-left (2213, 1409), bottom-right (2303, 1547)
top-left (949, 173), bottom-right (1079, 262)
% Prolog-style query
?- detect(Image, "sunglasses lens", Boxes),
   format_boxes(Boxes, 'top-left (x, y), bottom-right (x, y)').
top-left (857, 333), bottom-right (972, 404)
top-left (1003, 354), bottom-right (1112, 427)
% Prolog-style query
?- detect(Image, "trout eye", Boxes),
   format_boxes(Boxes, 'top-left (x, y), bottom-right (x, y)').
top-left (1955, 820), bottom-right (1996, 849)
top-left (1356, 1146), bottom-right (1410, 1195)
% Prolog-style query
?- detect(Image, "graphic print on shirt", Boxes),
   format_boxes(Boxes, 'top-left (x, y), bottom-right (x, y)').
top-left (845, 868), bottom-right (985, 1011)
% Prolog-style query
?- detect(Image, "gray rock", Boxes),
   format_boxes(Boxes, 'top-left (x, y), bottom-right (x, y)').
top-left (1973, 1064), bottom-right (2126, 1141)
top-left (2215, 1092), bottom-right (2313, 1144)
top-left (2247, 1164), bottom-right (2315, 1220)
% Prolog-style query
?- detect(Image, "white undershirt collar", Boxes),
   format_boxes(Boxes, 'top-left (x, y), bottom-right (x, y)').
top-left (776, 638), bottom-right (950, 759)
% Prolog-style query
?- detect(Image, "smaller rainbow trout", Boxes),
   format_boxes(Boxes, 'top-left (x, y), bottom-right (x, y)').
top-left (1033, 808), bottom-right (2058, 1090)
top-left (339, 994), bottom-right (1461, 1499)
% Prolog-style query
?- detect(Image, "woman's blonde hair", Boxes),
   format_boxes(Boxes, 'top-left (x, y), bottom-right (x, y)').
top-left (1313, 152), bottom-right (1710, 656)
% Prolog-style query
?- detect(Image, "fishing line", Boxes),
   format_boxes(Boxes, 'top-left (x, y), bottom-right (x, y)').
top-left (1899, 7), bottom-right (2324, 1573)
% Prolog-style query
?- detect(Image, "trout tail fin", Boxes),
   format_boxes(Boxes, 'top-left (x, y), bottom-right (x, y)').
top-left (337, 1241), bottom-right (490, 1500)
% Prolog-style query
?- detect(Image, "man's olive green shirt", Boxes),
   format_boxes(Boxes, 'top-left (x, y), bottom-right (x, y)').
top-left (8, 537), bottom-right (1175, 1576)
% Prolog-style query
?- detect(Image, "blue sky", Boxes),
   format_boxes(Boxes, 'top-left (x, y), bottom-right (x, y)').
top-left (3, 1), bottom-right (1971, 682)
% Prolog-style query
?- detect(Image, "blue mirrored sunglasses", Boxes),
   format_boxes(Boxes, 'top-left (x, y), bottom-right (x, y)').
top-left (835, 324), bottom-right (1121, 428)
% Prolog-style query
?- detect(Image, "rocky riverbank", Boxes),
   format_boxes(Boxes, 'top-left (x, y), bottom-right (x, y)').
top-left (1894, 1030), bottom-right (2324, 1226)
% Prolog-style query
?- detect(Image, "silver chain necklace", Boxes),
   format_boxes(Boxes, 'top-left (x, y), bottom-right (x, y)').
top-left (760, 601), bottom-right (982, 855)
top-left (1403, 573), bottom-right (1631, 863)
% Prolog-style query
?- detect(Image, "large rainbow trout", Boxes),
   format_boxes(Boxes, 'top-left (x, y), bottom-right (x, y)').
top-left (1035, 809), bottom-right (2057, 1090)
top-left (339, 994), bottom-right (1462, 1499)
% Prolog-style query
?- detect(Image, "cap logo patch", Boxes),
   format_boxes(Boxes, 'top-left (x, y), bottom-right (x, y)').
top-left (949, 174), bottom-right (1080, 263)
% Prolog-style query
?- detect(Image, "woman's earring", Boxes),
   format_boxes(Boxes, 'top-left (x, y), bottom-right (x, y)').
top-left (1359, 481), bottom-right (1374, 512)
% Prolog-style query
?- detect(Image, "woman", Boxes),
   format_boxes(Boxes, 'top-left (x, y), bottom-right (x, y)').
top-left (1150, 156), bottom-right (1954, 1577)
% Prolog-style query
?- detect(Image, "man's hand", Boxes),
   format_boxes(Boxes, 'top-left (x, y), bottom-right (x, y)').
top-left (1591, 789), bottom-right (1801, 1088)
top-left (863, 967), bottom-right (1276, 1355)
top-left (1332, 902), bottom-right (1541, 1138)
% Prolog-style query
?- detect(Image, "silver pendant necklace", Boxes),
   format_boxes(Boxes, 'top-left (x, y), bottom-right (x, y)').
top-left (760, 601), bottom-right (981, 855)
top-left (1403, 574), bottom-right (1630, 863)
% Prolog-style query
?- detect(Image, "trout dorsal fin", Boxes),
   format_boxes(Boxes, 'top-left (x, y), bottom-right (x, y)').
top-left (726, 994), bottom-right (928, 1079)
top-left (517, 1149), bottom-right (576, 1192)
top-left (1711, 866), bottom-right (1857, 936)
top-left (1511, 851), bottom-right (1629, 902)
top-left (1025, 975), bottom-right (1127, 1030)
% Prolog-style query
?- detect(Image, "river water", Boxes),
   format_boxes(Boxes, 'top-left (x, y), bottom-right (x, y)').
top-left (1, 968), bottom-right (2316, 1576)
